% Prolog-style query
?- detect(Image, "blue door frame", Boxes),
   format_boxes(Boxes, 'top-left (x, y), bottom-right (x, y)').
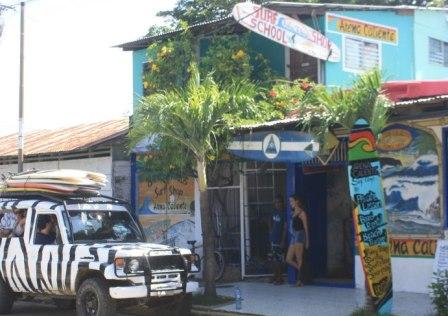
top-left (443, 128), bottom-right (448, 229)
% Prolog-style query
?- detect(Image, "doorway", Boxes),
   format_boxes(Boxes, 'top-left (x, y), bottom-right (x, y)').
top-left (289, 49), bottom-right (319, 83)
top-left (296, 165), bottom-right (354, 287)
top-left (241, 161), bottom-right (287, 277)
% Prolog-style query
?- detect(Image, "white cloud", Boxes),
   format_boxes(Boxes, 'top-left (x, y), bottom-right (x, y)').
top-left (0, 0), bottom-right (175, 135)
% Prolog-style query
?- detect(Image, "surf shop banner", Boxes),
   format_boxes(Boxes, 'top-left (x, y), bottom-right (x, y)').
top-left (232, 3), bottom-right (340, 62)
top-left (348, 119), bottom-right (392, 314)
top-left (138, 177), bottom-right (195, 249)
top-left (377, 124), bottom-right (441, 236)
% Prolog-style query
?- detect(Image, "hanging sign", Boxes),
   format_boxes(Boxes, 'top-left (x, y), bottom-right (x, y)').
top-left (347, 118), bottom-right (393, 314)
top-left (232, 3), bottom-right (341, 62)
top-left (228, 131), bottom-right (319, 163)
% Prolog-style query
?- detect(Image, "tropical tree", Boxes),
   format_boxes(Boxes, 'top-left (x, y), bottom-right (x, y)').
top-left (131, 64), bottom-right (275, 297)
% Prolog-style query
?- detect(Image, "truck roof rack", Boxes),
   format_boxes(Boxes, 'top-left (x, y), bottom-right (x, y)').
top-left (0, 192), bottom-right (129, 206)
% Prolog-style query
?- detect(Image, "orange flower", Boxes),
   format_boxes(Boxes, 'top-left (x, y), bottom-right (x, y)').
top-left (269, 90), bottom-right (277, 98)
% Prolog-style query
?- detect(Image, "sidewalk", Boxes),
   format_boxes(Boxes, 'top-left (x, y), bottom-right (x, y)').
top-left (207, 282), bottom-right (435, 316)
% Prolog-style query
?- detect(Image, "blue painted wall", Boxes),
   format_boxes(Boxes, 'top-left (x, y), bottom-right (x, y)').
top-left (325, 10), bottom-right (415, 87)
top-left (132, 49), bottom-right (146, 109)
top-left (414, 10), bottom-right (448, 80)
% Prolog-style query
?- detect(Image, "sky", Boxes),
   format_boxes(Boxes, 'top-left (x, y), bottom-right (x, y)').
top-left (0, 0), bottom-right (176, 136)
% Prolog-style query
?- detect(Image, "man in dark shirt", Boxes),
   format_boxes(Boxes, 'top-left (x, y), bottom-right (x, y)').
top-left (268, 195), bottom-right (287, 285)
top-left (35, 215), bottom-right (56, 245)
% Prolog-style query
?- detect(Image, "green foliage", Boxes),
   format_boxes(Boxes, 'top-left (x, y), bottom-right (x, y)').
top-left (143, 25), bottom-right (195, 93)
top-left (132, 64), bottom-right (275, 184)
top-left (429, 270), bottom-right (448, 316)
top-left (200, 35), bottom-right (252, 85)
top-left (133, 137), bottom-right (195, 182)
top-left (293, 68), bottom-right (391, 146)
top-left (156, 0), bottom-right (446, 26)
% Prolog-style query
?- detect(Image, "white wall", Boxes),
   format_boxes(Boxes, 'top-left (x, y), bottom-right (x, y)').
top-left (355, 255), bottom-right (435, 293)
top-left (0, 156), bottom-right (113, 196)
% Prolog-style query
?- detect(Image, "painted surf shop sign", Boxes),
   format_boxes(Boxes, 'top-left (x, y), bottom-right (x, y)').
top-left (347, 118), bottom-right (393, 314)
top-left (232, 3), bottom-right (341, 62)
top-left (228, 131), bottom-right (319, 163)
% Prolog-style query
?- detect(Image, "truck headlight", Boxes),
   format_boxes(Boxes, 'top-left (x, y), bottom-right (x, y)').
top-left (127, 259), bottom-right (140, 274)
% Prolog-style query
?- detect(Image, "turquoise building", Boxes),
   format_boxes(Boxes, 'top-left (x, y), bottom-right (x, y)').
top-left (120, 2), bottom-right (448, 294)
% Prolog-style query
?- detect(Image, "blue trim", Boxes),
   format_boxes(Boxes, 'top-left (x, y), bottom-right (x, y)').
top-left (130, 153), bottom-right (137, 213)
top-left (286, 163), bottom-right (296, 284)
top-left (443, 128), bottom-right (448, 229)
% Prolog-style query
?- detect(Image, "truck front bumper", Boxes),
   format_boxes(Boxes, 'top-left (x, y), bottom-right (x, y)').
top-left (109, 281), bottom-right (199, 299)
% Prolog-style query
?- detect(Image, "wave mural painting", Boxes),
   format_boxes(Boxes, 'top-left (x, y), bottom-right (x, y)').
top-left (138, 178), bottom-right (195, 248)
top-left (377, 124), bottom-right (441, 235)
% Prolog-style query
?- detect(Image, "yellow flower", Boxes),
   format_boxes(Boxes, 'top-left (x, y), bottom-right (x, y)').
top-left (232, 49), bottom-right (246, 61)
top-left (158, 46), bottom-right (173, 59)
top-left (143, 81), bottom-right (149, 89)
top-left (151, 64), bottom-right (159, 72)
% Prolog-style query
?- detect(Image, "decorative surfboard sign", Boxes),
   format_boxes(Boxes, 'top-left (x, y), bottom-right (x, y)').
top-left (347, 118), bottom-right (393, 314)
top-left (228, 131), bottom-right (319, 163)
top-left (232, 2), bottom-right (341, 62)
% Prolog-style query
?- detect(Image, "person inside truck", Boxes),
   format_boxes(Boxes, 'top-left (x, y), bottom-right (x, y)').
top-left (0, 209), bottom-right (26, 238)
top-left (35, 215), bottom-right (56, 245)
top-left (11, 209), bottom-right (27, 237)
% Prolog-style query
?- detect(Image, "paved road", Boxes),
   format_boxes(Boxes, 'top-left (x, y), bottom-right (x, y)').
top-left (8, 301), bottom-right (239, 316)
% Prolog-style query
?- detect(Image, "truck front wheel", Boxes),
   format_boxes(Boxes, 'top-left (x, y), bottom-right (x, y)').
top-left (76, 278), bottom-right (116, 316)
top-left (0, 278), bottom-right (14, 314)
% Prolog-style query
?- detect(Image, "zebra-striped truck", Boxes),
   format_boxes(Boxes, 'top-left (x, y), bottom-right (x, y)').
top-left (0, 193), bottom-right (198, 316)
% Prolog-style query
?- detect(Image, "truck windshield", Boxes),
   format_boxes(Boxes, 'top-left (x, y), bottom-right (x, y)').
top-left (69, 210), bottom-right (143, 243)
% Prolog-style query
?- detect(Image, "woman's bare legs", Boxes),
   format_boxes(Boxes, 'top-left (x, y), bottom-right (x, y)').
top-left (286, 244), bottom-right (299, 270)
top-left (295, 243), bottom-right (304, 286)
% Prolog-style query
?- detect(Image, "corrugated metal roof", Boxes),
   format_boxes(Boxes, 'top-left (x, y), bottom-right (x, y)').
top-left (394, 94), bottom-right (448, 106)
top-left (118, 2), bottom-right (447, 51)
top-left (117, 17), bottom-right (235, 51)
top-left (0, 118), bottom-right (129, 158)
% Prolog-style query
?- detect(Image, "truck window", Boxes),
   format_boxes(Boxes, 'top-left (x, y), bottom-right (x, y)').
top-left (0, 209), bottom-right (27, 238)
top-left (69, 210), bottom-right (143, 243)
top-left (34, 214), bottom-right (61, 245)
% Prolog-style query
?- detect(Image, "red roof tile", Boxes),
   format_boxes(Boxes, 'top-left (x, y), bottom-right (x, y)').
top-left (0, 118), bottom-right (129, 157)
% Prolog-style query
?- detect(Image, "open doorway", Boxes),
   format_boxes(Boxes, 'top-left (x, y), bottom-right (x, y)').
top-left (241, 162), bottom-right (287, 277)
top-left (296, 166), bottom-right (354, 287)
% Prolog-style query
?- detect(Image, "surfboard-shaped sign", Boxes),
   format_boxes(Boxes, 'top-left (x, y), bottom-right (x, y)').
top-left (347, 119), bottom-right (393, 314)
top-left (228, 131), bottom-right (319, 163)
top-left (232, 3), bottom-right (341, 62)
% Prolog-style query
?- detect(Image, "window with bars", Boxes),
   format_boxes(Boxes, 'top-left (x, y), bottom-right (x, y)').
top-left (429, 37), bottom-right (448, 67)
top-left (343, 37), bottom-right (380, 73)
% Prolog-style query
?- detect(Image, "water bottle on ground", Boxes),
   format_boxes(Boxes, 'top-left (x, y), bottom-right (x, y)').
top-left (234, 286), bottom-right (242, 310)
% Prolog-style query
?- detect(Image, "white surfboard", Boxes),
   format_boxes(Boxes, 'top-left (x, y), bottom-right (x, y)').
top-left (232, 3), bottom-right (341, 62)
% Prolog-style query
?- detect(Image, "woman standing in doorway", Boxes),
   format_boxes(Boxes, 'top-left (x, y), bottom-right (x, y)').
top-left (286, 194), bottom-right (309, 287)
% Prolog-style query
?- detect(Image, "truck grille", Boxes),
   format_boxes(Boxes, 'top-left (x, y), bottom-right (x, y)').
top-left (148, 255), bottom-right (185, 271)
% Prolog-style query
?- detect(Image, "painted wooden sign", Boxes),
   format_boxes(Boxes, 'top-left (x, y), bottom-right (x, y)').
top-left (232, 3), bottom-right (341, 62)
top-left (390, 238), bottom-right (437, 257)
top-left (228, 131), bottom-right (319, 163)
top-left (347, 118), bottom-right (393, 314)
top-left (326, 13), bottom-right (398, 45)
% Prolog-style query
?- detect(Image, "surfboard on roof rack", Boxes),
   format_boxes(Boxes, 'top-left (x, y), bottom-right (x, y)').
top-left (0, 169), bottom-right (107, 196)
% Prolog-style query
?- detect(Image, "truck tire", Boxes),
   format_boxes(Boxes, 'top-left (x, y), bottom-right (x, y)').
top-left (0, 278), bottom-right (14, 314)
top-left (76, 278), bottom-right (116, 316)
top-left (53, 298), bottom-right (76, 310)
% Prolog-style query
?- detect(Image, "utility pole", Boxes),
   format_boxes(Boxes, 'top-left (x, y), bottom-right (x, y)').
top-left (18, 1), bottom-right (24, 173)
